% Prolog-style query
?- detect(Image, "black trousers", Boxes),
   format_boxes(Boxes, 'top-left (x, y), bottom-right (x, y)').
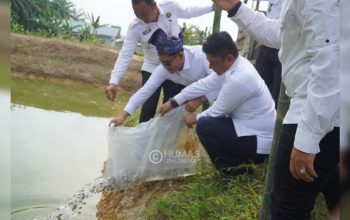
top-left (139, 71), bottom-right (185, 123)
top-left (255, 46), bottom-right (282, 108)
top-left (196, 116), bottom-right (267, 171)
top-left (271, 124), bottom-right (340, 220)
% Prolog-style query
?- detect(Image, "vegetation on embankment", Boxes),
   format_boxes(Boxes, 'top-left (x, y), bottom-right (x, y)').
top-left (11, 33), bottom-right (143, 93)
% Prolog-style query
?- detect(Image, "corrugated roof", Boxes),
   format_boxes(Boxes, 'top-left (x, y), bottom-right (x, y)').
top-left (68, 20), bottom-right (121, 38)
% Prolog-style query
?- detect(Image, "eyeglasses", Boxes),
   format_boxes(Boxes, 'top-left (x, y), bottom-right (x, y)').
top-left (160, 54), bottom-right (177, 67)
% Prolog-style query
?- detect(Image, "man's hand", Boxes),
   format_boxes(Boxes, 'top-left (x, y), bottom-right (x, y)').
top-left (184, 113), bottom-right (197, 128)
top-left (105, 84), bottom-right (118, 101)
top-left (290, 147), bottom-right (318, 182)
top-left (185, 97), bottom-right (203, 112)
top-left (212, 0), bottom-right (240, 12)
top-left (109, 111), bottom-right (129, 127)
top-left (159, 101), bottom-right (173, 116)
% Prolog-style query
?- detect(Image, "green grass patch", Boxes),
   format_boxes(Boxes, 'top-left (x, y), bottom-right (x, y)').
top-left (11, 75), bottom-right (141, 120)
top-left (140, 160), bottom-right (329, 220)
top-left (140, 161), bottom-right (267, 220)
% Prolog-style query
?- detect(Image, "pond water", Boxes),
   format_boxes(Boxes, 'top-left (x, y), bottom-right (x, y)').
top-left (11, 105), bottom-right (110, 219)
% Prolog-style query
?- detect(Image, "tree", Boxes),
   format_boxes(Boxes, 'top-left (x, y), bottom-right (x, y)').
top-left (182, 23), bottom-right (211, 45)
top-left (85, 12), bottom-right (102, 35)
top-left (11, 0), bottom-right (36, 31)
top-left (11, 0), bottom-right (76, 33)
top-left (50, 0), bottom-right (74, 19)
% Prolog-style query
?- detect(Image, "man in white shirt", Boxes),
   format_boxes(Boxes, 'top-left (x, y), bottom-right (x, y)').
top-left (254, 0), bottom-right (283, 108)
top-left (159, 31), bottom-right (276, 179)
top-left (213, 0), bottom-right (340, 219)
top-left (109, 29), bottom-right (217, 126)
top-left (105, 0), bottom-right (214, 123)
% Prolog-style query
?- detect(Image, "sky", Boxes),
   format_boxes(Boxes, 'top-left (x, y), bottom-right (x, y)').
top-left (69, 0), bottom-right (268, 41)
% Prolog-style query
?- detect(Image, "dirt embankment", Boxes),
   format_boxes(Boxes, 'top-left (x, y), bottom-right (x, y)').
top-left (96, 179), bottom-right (187, 220)
top-left (10, 34), bottom-right (143, 92)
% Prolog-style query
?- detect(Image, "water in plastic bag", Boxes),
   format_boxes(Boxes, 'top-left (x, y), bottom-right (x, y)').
top-left (105, 107), bottom-right (200, 189)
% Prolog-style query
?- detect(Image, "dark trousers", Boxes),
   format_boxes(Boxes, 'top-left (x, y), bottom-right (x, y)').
top-left (196, 116), bottom-right (267, 171)
top-left (271, 124), bottom-right (340, 220)
top-left (255, 46), bottom-right (282, 108)
top-left (139, 71), bottom-right (185, 123)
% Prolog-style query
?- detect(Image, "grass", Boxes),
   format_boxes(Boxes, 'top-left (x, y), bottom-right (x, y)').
top-left (11, 75), bottom-right (141, 122)
top-left (140, 162), bottom-right (267, 220)
top-left (139, 160), bottom-right (329, 220)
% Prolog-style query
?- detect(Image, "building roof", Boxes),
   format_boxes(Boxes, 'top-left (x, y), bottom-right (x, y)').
top-left (68, 19), bottom-right (121, 38)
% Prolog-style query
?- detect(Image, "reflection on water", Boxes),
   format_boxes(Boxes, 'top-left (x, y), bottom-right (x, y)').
top-left (11, 105), bottom-right (110, 219)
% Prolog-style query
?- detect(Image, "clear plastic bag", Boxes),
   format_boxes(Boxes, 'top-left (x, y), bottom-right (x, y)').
top-left (105, 107), bottom-right (200, 189)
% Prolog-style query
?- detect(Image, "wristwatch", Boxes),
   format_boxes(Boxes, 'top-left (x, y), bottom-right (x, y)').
top-left (201, 96), bottom-right (209, 104)
top-left (169, 98), bottom-right (179, 108)
top-left (227, 1), bottom-right (242, 17)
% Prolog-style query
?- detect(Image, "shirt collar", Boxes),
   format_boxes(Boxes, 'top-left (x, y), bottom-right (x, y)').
top-left (181, 47), bottom-right (191, 71)
top-left (158, 5), bottom-right (165, 16)
top-left (225, 55), bottom-right (241, 75)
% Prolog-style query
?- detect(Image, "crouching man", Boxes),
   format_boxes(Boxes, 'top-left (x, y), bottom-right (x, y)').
top-left (160, 32), bottom-right (276, 180)
top-left (109, 29), bottom-right (219, 126)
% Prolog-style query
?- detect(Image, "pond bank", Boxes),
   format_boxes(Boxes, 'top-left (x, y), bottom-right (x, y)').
top-left (11, 33), bottom-right (143, 93)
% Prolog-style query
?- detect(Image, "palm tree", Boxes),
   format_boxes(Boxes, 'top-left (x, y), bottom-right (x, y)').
top-left (50, 0), bottom-right (75, 19)
top-left (11, 0), bottom-right (36, 30)
top-left (85, 12), bottom-right (102, 35)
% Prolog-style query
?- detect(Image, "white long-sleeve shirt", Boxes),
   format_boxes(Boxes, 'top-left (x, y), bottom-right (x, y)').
top-left (266, 0), bottom-right (283, 19)
top-left (340, 0), bottom-right (350, 149)
top-left (124, 45), bottom-right (217, 115)
top-left (230, 0), bottom-right (340, 154)
top-left (174, 56), bottom-right (276, 154)
top-left (109, 0), bottom-right (213, 85)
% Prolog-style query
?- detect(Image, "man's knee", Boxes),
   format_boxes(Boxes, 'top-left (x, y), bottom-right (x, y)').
top-left (196, 117), bottom-right (212, 135)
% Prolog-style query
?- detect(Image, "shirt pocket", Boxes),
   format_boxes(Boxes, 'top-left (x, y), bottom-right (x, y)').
top-left (279, 1), bottom-right (294, 30)
top-left (269, 0), bottom-right (280, 4)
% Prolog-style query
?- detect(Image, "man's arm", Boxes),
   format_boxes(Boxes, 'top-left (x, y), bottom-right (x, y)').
top-left (159, 72), bottom-right (222, 116)
top-left (197, 78), bottom-right (250, 119)
top-left (293, 0), bottom-right (340, 154)
top-left (124, 66), bottom-right (167, 116)
top-left (165, 0), bottom-right (214, 19)
top-left (213, 0), bottom-right (281, 49)
top-left (289, 0), bottom-right (340, 182)
top-left (106, 23), bottom-right (139, 101)
top-left (173, 73), bottom-right (223, 105)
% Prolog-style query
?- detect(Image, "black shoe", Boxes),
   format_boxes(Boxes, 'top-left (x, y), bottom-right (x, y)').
top-left (220, 166), bottom-right (254, 181)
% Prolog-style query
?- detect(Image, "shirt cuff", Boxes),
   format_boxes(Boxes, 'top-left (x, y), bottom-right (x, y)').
top-left (173, 93), bottom-right (187, 105)
top-left (227, 1), bottom-right (242, 17)
top-left (109, 77), bottom-right (120, 85)
top-left (109, 70), bottom-right (121, 85)
top-left (124, 105), bottom-right (136, 116)
top-left (294, 127), bottom-right (323, 154)
top-left (229, 3), bottom-right (254, 23)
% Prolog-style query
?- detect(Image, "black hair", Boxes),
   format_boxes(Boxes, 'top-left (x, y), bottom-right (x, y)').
top-left (202, 31), bottom-right (238, 60)
top-left (132, 0), bottom-right (154, 6)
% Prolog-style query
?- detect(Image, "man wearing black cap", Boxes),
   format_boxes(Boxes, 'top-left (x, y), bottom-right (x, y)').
top-left (105, 0), bottom-right (214, 124)
top-left (109, 29), bottom-right (219, 126)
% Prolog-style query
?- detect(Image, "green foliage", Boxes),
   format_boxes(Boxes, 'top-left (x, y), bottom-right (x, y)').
top-left (60, 19), bottom-right (80, 40)
top-left (10, 0), bottom-right (105, 44)
top-left (140, 161), bottom-right (329, 220)
top-left (182, 22), bottom-right (211, 45)
top-left (140, 162), bottom-right (267, 220)
top-left (11, 0), bottom-right (75, 36)
top-left (11, 76), bottom-right (133, 118)
top-left (85, 12), bottom-right (102, 34)
top-left (10, 16), bottom-right (24, 33)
